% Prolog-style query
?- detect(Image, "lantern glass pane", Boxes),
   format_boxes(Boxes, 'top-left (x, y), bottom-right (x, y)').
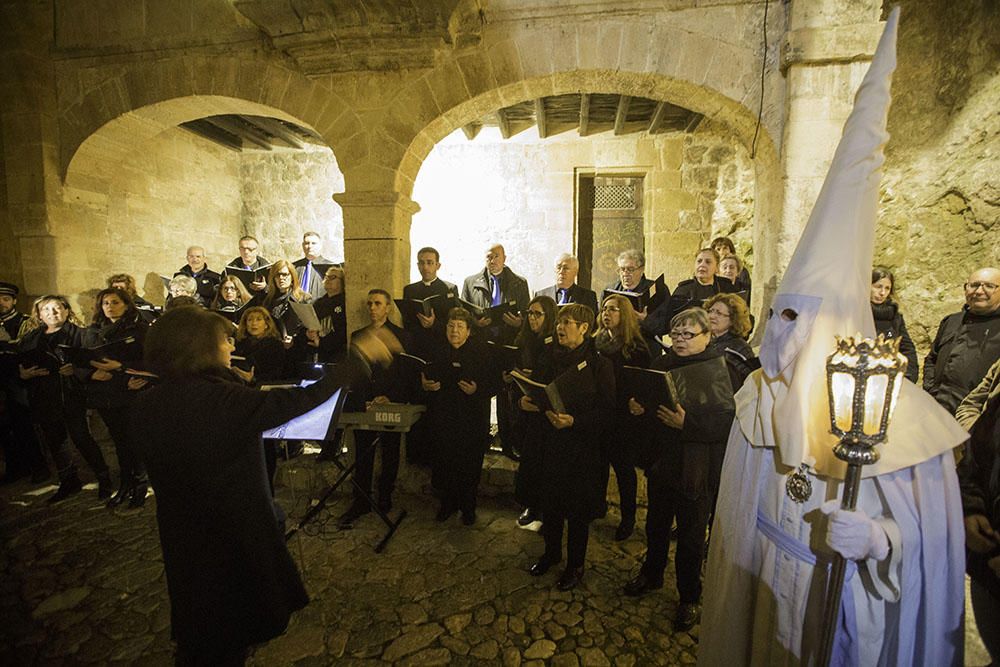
top-left (863, 374), bottom-right (889, 435)
top-left (831, 372), bottom-right (855, 432)
top-left (887, 370), bottom-right (904, 420)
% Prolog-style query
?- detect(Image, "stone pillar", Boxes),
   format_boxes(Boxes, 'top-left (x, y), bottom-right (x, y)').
top-left (0, 2), bottom-right (61, 297)
top-left (777, 0), bottom-right (884, 270)
top-left (333, 190), bottom-right (420, 334)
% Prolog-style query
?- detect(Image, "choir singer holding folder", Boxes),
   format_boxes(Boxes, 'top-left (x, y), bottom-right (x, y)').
top-left (132, 305), bottom-right (399, 665)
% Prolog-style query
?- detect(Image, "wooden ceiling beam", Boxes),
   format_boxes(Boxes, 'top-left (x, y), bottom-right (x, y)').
top-left (534, 98), bottom-right (547, 139)
top-left (614, 95), bottom-right (631, 136)
top-left (496, 108), bottom-right (512, 139)
top-left (648, 101), bottom-right (667, 134)
top-left (181, 120), bottom-right (242, 151)
top-left (205, 116), bottom-right (273, 151)
top-left (579, 93), bottom-right (590, 137)
top-left (461, 122), bottom-right (481, 140)
top-left (245, 116), bottom-right (305, 149)
top-left (684, 112), bottom-right (704, 133)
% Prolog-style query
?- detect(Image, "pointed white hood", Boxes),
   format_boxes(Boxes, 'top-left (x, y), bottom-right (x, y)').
top-left (741, 7), bottom-right (967, 478)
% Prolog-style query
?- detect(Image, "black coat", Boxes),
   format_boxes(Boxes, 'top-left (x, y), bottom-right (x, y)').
top-left (307, 293), bottom-right (348, 363)
top-left (871, 301), bottom-right (918, 382)
top-left (607, 275), bottom-right (672, 350)
top-left (595, 330), bottom-right (652, 466)
top-left (17, 322), bottom-right (88, 419)
top-left (174, 264), bottom-right (222, 303)
top-left (711, 330), bottom-right (759, 390)
top-left (424, 337), bottom-right (498, 494)
top-left (642, 347), bottom-right (735, 499)
top-left (234, 335), bottom-right (288, 384)
top-left (924, 306), bottom-right (1000, 413)
top-left (958, 392), bottom-right (1000, 598)
top-left (84, 312), bottom-right (148, 409)
top-left (461, 266), bottom-right (531, 343)
top-left (536, 339), bottom-right (615, 521)
top-left (402, 278), bottom-right (457, 357)
top-left (131, 359), bottom-right (370, 654)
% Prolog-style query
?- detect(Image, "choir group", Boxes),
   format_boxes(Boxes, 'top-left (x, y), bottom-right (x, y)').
top-left (5, 225), bottom-right (957, 638)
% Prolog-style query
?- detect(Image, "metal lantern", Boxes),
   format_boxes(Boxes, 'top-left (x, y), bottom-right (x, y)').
top-left (824, 334), bottom-right (908, 465)
top-left (818, 333), bottom-right (906, 667)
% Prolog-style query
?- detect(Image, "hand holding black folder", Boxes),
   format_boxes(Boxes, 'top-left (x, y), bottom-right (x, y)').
top-left (511, 360), bottom-right (597, 414)
top-left (57, 336), bottom-right (138, 368)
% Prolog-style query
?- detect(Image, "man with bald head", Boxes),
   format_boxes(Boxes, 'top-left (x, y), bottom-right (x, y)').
top-left (175, 245), bottom-right (221, 303)
top-left (535, 253), bottom-right (598, 313)
top-left (461, 242), bottom-right (530, 344)
top-left (924, 266), bottom-right (1000, 413)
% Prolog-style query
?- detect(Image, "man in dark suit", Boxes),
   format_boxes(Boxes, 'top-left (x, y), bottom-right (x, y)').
top-left (174, 246), bottom-right (221, 303)
top-left (402, 247), bottom-right (457, 464)
top-left (402, 246), bottom-right (457, 357)
top-left (608, 248), bottom-right (671, 353)
top-left (338, 289), bottom-right (413, 527)
top-left (535, 253), bottom-right (598, 314)
top-left (226, 235), bottom-right (270, 294)
top-left (461, 243), bottom-right (530, 344)
top-left (293, 231), bottom-right (337, 302)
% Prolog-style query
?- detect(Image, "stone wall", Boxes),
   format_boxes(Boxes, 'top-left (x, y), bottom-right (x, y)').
top-left (410, 124), bottom-right (755, 294)
top-left (240, 147), bottom-right (346, 266)
top-left (877, 0), bottom-right (1000, 357)
top-left (94, 127), bottom-right (243, 307)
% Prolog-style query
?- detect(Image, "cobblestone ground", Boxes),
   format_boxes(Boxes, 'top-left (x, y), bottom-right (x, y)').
top-left (0, 434), bottom-right (991, 665)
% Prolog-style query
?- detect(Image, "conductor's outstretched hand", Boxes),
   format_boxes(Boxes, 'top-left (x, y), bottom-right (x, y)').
top-left (352, 326), bottom-right (403, 369)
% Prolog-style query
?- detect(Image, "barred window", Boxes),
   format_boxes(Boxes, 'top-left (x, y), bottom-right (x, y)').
top-left (593, 182), bottom-right (636, 210)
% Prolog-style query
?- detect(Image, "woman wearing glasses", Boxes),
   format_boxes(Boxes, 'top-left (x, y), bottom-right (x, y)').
top-left (263, 260), bottom-right (312, 342)
top-left (303, 265), bottom-right (347, 363)
top-left (704, 293), bottom-right (757, 386)
top-left (512, 295), bottom-right (558, 528)
top-left (211, 275), bottom-right (255, 324)
top-left (623, 308), bottom-right (735, 632)
top-left (594, 294), bottom-right (651, 541)
top-left (522, 303), bottom-right (615, 591)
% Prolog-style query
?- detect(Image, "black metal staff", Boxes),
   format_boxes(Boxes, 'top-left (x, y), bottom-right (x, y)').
top-left (817, 335), bottom-right (906, 667)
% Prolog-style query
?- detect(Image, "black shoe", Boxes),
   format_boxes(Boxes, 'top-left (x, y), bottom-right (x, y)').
top-left (128, 479), bottom-right (148, 509)
top-left (529, 557), bottom-right (560, 577)
top-left (614, 522), bottom-right (634, 542)
top-left (107, 485), bottom-right (131, 508)
top-left (623, 573), bottom-right (663, 597)
top-left (556, 566), bottom-right (584, 591)
top-left (48, 476), bottom-right (83, 504)
top-left (674, 603), bottom-right (700, 632)
top-left (461, 510), bottom-right (476, 526)
top-left (517, 507), bottom-right (539, 527)
top-left (435, 504), bottom-right (457, 522)
top-left (337, 501), bottom-right (371, 528)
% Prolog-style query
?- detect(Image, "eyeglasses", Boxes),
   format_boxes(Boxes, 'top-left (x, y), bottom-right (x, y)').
top-left (669, 329), bottom-right (706, 341)
top-left (526, 310), bottom-right (545, 319)
top-left (707, 307), bottom-right (730, 318)
top-left (557, 318), bottom-right (583, 327)
top-left (601, 305), bottom-right (620, 313)
top-left (966, 282), bottom-right (998, 293)
top-left (239, 246), bottom-right (257, 252)
top-left (276, 271), bottom-right (292, 278)
top-left (618, 265), bottom-right (642, 275)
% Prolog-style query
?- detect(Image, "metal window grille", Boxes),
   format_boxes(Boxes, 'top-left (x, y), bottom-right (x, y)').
top-left (593, 183), bottom-right (636, 210)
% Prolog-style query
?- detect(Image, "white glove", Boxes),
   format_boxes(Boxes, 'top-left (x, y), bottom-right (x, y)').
top-left (820, 499), bottom-right (890, 561)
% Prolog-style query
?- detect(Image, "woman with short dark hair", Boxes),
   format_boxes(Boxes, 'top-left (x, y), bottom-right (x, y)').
top-left (421, 307), bottom-right (498, 524)
top-left (523, 303), bottom-right (615, 591)
top-left (132, 306), bottom-right (396, 664)
top-left (870, 266), bottom-right (918, 382)
top-left (87, 287), bottom-right (150, 508)
top-left (18, 295), bottom-right (112, 502)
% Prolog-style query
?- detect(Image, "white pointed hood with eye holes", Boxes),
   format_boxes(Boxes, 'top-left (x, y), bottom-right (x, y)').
top-left (741, 7), bottom-right (967, 479)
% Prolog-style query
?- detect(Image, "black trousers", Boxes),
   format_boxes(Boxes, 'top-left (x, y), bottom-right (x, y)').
top-left (34, 400), bottom-right (109, 483)
top-left (541, 512), bottom-right (591, 569)
top-left (1, 396), bottom-right (47, 477)
top-left (641, 480), bottom-right (708, 604)
top-left (606, 454), bottom-right (637, 524)
top-left (514, 433), bottom-right (543, 508)
top-left (352, 430), bottom-right (400, 505)
top-left (98, 406), bottom-right (146, 485)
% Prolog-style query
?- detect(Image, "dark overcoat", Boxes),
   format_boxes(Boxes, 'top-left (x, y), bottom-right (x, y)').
top-left (536, 339), bottom-right (615, 521)
top-left (131, 360), bottom-right (368, 654)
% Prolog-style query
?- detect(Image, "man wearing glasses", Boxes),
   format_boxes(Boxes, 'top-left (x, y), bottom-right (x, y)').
top-left (924, 266), bottom-right (1000, 413)
top-left (610, 249), bottom-right (671, 352)
top-left (227, 235), bottom-right (270, 292)
top-left (535, 253), bottom-right (598, 313)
